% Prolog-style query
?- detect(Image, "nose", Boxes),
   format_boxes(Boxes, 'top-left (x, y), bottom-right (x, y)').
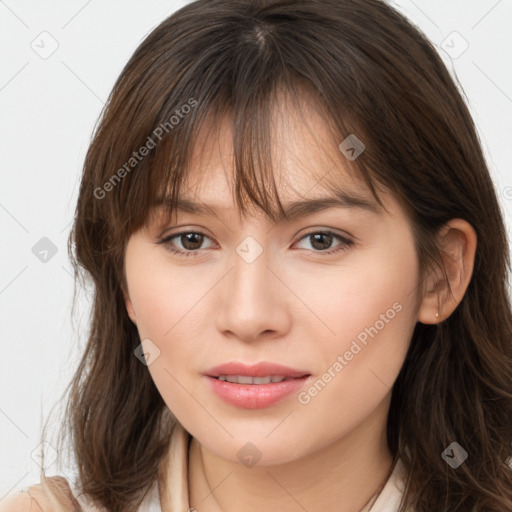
top-left (215, 240), bottom-right (291, 342)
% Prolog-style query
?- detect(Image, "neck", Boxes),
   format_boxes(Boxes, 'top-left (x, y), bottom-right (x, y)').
top-left (188, 395), bottom-right (394, 512)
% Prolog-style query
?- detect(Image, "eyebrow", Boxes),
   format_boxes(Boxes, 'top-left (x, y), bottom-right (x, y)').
top-left (154, 190), bottom-right (381, 221)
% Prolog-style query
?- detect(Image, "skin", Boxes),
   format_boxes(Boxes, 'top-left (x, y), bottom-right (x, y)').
top-left (122, 95), bottom-right (477, 512)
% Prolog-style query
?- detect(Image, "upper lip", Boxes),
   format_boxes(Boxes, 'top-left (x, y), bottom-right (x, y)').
top-left (204, 361), bottom-right (310, 378)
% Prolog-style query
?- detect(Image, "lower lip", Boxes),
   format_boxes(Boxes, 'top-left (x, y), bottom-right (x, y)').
top-left (205, 376), bottom-right (310, 409)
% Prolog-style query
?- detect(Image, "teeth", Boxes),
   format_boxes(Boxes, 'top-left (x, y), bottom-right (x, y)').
top-left (217, 375), bottom-right (287, 384)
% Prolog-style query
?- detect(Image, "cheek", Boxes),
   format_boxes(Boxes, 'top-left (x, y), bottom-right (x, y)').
top-left (125, 243), bottom-right (220, 413)
top-left (318, 225), bottom-right (419, 350)
top-left (125, 241), bottom-right (202, 339)
top-left (125, 244), bottom-right (210, 415)
top-left (295, 229), bottom-right (419, 419)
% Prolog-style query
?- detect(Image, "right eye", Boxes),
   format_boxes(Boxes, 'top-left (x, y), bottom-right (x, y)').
top-left (157, 231), bottom-right (216, 257)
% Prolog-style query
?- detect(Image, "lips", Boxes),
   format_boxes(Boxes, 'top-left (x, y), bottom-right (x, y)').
top-left (203, 361), bottom-right (311, 409)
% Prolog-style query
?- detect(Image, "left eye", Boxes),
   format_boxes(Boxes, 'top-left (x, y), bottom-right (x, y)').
top-left (158, 230), bottom-right (353, 257)
top-left (158, 232), bottom-right (215, 256)
top-left (294, 231), bottom-right (353, 254)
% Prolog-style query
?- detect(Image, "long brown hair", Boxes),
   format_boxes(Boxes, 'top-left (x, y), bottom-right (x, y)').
top-left (39, 0), bottom-right (512, 510)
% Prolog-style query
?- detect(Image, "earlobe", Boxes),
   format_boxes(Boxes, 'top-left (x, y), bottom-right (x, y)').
top-left (120, 273), bottom-right (137, 325)
top-left (123, 289), bottom-right (137, 325)
top-left (417, 219), bottom-right (477, 325)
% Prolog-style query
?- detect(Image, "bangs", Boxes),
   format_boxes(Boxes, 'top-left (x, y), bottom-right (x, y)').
top-left (167, 94), bottom-right (384, 223)
top-left (111, 76), bottom-right (387, 243)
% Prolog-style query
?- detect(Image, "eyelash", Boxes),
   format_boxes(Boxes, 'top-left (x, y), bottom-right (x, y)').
top-left (157, 230), bottom-right (354, 258)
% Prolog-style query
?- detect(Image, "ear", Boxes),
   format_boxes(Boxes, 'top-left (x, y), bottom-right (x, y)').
top-left (121, 282), bottom-right (137, 325)
top-left (417, 218), bottom-right (477, 324)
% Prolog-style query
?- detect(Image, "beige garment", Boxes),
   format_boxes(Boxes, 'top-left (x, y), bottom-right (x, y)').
top-left (1, 421), bottom-right (411, 511)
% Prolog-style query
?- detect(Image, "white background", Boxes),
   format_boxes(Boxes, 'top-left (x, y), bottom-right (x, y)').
top-left (1, 0), bottom-right (511, 499)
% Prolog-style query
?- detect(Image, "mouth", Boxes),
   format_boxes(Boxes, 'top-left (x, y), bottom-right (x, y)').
top-left (203, 362), bottom-right (311, 409)
top-left (215, 374), bottom-right (304, 384)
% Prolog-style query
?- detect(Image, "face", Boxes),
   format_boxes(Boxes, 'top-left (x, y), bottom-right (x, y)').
top-left (123, 96), bottom-right (422, 466)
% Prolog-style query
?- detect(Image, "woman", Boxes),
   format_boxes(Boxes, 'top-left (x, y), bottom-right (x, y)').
top-left (3, 0), bottom-right (512, 510)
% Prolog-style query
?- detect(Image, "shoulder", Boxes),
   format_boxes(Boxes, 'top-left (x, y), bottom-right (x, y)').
top-left (0, 492), bottom-right (39, 512)
top-left (0, 476), bottom-right (84, 512)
